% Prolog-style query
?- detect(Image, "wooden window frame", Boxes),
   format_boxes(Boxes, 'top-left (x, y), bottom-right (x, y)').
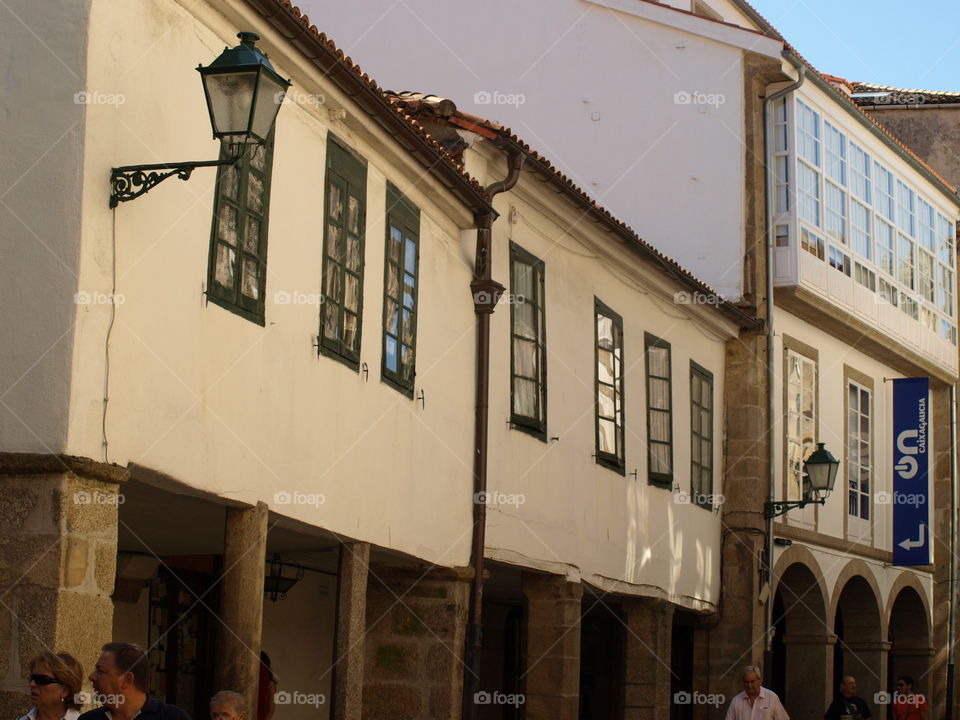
top-left (319, 135), bottom-right (367, 370)
top-left (645, 332), bottom-right (673, 487)
top-left (509, 242), bottom-right (547, 440)
top-left (594, 298), bottom-right (625, 474)
top-left (690, 361), bottom-right (714, 509)
top-left (207, 135), bottom-right (275, 325)
top-left (381, 182), bottom-right (420, 396)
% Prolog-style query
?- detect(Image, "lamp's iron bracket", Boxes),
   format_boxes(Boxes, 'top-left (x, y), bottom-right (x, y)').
top-left (109, 156), bottom-right (242, 208)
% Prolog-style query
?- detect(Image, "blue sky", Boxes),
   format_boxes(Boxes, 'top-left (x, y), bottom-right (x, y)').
top-left (746, 0), bottom-right (960, 91)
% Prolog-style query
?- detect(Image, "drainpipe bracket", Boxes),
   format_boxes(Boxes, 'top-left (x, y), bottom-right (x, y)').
top-left (471, 277), bottom-right (505, 314)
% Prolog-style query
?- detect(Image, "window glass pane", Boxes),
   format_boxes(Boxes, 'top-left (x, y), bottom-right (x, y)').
top-left (404, 238), bottom-right (416, 274)
top-left (403, 273), bottom-right (416, 309)
top-left (218, 205), bottom-right (238, 245)
top-left (347, 195), bottom-right (360, 233)
top-left (385, 335), bottom-right (398, 372)
top-left (244, 216), bottom-right (260, 254)
top-left (326, 224), bottom-right (341, 259)
top-left (514, 338), bottom-right (537, 379)
top-left (246, 173), bottom-right (264, 213)
top-left (648, 346), bottom-right (669, 377)
top-left (322, 302), bottom-right (339, 340)
top-left (215, 244), bottom-right (236, 288)
top-left (241, 258), bottom-right (259, 299)
top-left (390, 226), bottom-right (402, 261)
top-left (598, 418), bottom-right (617, 454)
top-left (345, 234), bottom-right (360, 272)
top-left (384, 299), bottom-right (398, 335)
top-left (328, 183), bottom-right (343, 220)
top-left (344, 274), bottom-right (359, 313)
top-left (221, 165), bottom-right (240, 200)
top-left (401, 309), bottom-right (414, 345)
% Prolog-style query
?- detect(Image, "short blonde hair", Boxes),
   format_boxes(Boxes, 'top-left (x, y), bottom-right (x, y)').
top-left (28, 650), bottom-right (84, 711)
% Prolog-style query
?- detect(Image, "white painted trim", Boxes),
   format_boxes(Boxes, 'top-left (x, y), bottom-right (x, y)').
top-left (582, 0), bottom-right (783, 57)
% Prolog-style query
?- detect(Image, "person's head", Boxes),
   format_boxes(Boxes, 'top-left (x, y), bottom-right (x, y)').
top-left (89, 642), bottom-right (149, 706)
top-left (841, 676), bottom-right (857, 698)
top-left (896, 675), bottom-right (914, 694)
top-left (28, 651), bottom-right (84, 712)
top-left (742, 665), bottom-right (762, 698)
top-left (210, 691), bottom-right (246, 720)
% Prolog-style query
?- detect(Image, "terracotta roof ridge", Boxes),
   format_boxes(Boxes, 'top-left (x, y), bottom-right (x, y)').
top-left (852, 80), bottom-right (960, 98)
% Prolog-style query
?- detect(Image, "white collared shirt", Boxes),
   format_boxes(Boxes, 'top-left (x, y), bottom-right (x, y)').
top-left (17, 707), bottom-right (81, 720)
top-left (725, 687), bottom-right (790, 720)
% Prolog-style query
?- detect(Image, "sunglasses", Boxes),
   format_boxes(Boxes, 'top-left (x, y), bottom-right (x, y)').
top-left (29, 674), bottom-right (62, 686)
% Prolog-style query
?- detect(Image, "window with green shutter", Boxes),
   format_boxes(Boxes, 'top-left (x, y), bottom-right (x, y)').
top-left (320, 137), bottom-right (367, 368)
top-left (690, 361), bottom-right (713, 507)
top-left (207, 135), bottom-right (274, 324)
top-left (510, 243), bottom-right (546, 438)
top-left (382, 183), bottom-right (419, 394)
top-left (645, 333), bottom-right (673, 486)
top-left (595, 299), bottom-right (624, 473)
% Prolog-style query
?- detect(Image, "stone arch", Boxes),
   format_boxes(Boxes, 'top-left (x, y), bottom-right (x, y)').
top-left (887, 577), bottom-right (933, 698)
top-left (771, 552), bottom-right (832, 720)
top-left (830, 559), bottom-right (886, 636)
top-left (884, 571), bottom-right (931, 630)
top-left (832, 561), bottom-right (885, 710)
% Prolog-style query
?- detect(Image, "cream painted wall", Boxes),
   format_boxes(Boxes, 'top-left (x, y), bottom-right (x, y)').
top-left (70, 0), bottom-right (477, 567)
top-left (772, 308), bottom-right (938, 558)
top-left (303, 0), bottom-right (783, 300)
top-left (61, 0), bottom-right (739, 606)
top-left (474, 147), bottom-right (737, 610)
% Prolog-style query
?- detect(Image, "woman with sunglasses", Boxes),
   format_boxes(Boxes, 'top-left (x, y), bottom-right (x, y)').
top-left (17, 651), bottom-right (84, 720)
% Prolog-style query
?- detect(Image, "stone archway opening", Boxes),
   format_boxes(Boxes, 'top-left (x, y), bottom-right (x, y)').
top-left (834, 575), bottom-right (884, 710)
top-left (888, 585), bottom-right (931, 699)
top-left (772, 561), bottom-right (831, 720)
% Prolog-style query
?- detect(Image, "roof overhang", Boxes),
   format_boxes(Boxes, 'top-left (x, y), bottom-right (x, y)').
top-left (582, 0), bottom-right (782, 57)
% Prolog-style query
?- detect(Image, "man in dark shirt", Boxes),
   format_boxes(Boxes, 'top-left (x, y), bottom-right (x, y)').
top-left (79, 643), bottom-right (191, 720)
top-left (825, 676), bottom-right (873, 720)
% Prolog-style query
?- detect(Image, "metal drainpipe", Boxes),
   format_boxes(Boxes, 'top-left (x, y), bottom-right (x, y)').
top-left (948, 382), bottom-right (958, 719)
top-left (463, 151), bottom-right (524, 720)
top-left (763, 56), bottom-right (805, 659)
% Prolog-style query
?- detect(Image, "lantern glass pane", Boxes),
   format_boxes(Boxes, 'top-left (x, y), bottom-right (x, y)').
top-left (251, 71), bottom-right (287, 142)
top-left (204, 71), bottom-right (257, 137)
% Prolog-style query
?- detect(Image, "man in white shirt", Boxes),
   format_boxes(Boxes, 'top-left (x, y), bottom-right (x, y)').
top-left (725, 665), bottom-right (790, 720)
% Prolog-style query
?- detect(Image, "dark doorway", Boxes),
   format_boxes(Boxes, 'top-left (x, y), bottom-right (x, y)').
top-left (148, 557), bottom-right (220, 720)
top-left (670, 613), bottom-right (695, 720)
top-left (579, 601), bottom-right (625, 720)
top-left (477, 600), bottom-right (524, 720)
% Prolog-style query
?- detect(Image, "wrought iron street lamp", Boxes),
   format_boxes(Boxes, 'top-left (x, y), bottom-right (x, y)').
top-left (765, 442), bottom-right (840, 517)
top-left (109, 31), bottom-right (290, 207)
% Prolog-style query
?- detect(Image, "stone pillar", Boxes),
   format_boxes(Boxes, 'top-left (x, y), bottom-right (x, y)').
top-left (842, 640), bottom-right (889, 713)
top-left (362, 565), bottom-right (470, 720)
top-left (707, 333), bottom-right (769, 720)
top-left (333, 542), bottom-right (369, 720)
top-left (0, 457), bottom-right (124, 718)
top-left (622, 597), bottom-right (674, 720)
top-left (782, 632), bottom-right (835, 720)
top-left (930, 382), bottom-right (952, 720)
top-left (216, 502), bottom-right (268, 714)
top-left (521, 572), bottom-right (582, 720)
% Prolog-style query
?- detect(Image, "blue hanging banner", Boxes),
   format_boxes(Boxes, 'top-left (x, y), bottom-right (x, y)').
top-left (892, 377), bottom-right (930, 566)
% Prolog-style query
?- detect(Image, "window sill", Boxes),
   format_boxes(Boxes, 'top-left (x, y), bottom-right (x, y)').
top-left (648, 474), bottom-right (673, 489)
top-left (207, 295), bottom-right (265, 327)
top-left (510, 420), bottom-right (547, 443)
top-left (596, 455), bottom-right (625, 476)
top-left (381, 374), bottom-right (414, 398)
top-left (319, 344), bottom-right (360, 372)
